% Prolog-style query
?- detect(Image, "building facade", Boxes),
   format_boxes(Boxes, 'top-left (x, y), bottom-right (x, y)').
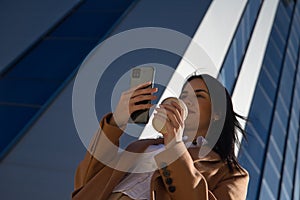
top-left (0, 0), bottom-right (300, 199)
top-left (232, 1), bottom-right (300, 200)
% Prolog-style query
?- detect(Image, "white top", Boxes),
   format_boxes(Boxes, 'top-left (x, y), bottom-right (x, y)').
top-left (113, 144), bottom-right (165, 200)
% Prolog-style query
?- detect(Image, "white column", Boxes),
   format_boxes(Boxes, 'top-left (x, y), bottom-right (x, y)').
top-left (232, 0), bottom-right (280, 155)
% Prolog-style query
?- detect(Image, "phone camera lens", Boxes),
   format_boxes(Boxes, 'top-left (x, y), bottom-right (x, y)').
top-left (132, 69), bottom-right (140, 78)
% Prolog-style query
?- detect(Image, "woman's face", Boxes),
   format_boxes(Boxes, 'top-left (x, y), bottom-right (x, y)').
top-left (180, 78), bottom-right (212, 137)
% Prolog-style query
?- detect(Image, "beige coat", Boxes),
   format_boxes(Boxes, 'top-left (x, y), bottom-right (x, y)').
top-left (72, 113), bottom-right (249, 200)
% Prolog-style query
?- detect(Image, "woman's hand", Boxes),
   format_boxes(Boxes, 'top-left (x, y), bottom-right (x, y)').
top-left (110, 81), bottom-right (157, 128)
top-left (154, 101), bottom-right (185, 147)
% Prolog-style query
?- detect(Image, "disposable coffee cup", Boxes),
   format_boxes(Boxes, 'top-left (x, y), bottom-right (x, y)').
top-left (152, 97), bottom-right (188, 134)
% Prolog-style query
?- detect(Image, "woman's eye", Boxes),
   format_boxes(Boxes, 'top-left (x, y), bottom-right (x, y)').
top-left (196, 94), bottom-right (204, 98)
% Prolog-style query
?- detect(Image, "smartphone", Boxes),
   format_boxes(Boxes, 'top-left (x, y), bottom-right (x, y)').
top-left (129, 66), bottom-right (155, 124)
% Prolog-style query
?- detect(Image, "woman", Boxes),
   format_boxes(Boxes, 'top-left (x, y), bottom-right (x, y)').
top-left (72, 74), bottom-right (249, 200)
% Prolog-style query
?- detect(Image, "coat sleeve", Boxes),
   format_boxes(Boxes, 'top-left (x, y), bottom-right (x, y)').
top-left (154, 142), bottom-right (249, 200)
top-left (72, 113), bottom-right (124, 197)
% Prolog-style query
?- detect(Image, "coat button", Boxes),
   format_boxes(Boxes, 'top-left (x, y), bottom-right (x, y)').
top-left (168, 186), bottom-right (176, 193)
top-left (165, 178), bottom-right (173, 185)
top-left (163, 170), bottom-right (170, 177)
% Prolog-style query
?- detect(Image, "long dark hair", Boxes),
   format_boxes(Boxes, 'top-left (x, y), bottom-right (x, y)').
top-left (186, 74), bottom-right (246, 172)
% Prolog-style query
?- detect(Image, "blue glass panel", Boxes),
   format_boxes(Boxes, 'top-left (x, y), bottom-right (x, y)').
top-left (248, 121), bottom-right (267, 144)
top-left (284, 150), bottom-right (296, 179)
top-left (260, 68), bottom-right (277, 101)
top-left (239, 146), bottom-right (261, 200)
top-left (6, 39), bottom-right (97, 80)
top-left (264, 55), bottom-right (280, 79)
top-left (285, 52), bottom-right (297, 72)
top-left (260, 180), bottom-right (276, 200)
top-left (272, 114), bottom-right (287, 151)
top-left (267, 39), bottom-right (283, 68)
top-left (276, 3), bottom-right (291, 39)
top-left (50, 11), bottom-right (122, 38)
top-left (262, 159), bottom-right (280, 196)
top-left (248, 0), bottom-right (262, 25)
top-left (294, 12), bottom-right (300, 34)
top-left (288, 129), bottom-right (298, 150)
top-left (78, 0), bottom-right (134, 11)
top-left (275, 99), bottom-right (289, 125)
top-left (293, 140), bottom-right (300, 200)
top-left (240, 1), bottom-right (299, 199)
top-left (220, 0), bottom-right (263, 95)
top-left (235, 24), bottom-right (244, 61)
top-left (249, 85), bottom-right (274, 131)
top-left (0, 78), bottom-right (61, 105)
top-left (289, 29), bottom-right (299, 59)
top-left (220, 46), bottom-right (236, 92)
top-left (287, 46), bottom-right (297, 63)
top-left (268, 136), bottom-right (283, 165)
top-left (280, 65), bottom-right (296, 101)
top-left (284, 0), bottom-right (295, 17)
top-left (242, 137), bottom-right (265, 165)
top-left (244, 5), bottom-right (251, 35)
top-left (0, 105), bottom-right (38, 153)
top-left (271, 24), bottom-right (285, 51)
top-left (280, 185), bottom-right (291, 200)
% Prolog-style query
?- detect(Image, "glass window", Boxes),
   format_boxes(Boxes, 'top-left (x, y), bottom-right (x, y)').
top-left (220, 0), bottom-right (263, 96)
top-left (241, 2), bottom-right (300, 199)
top-left (275, 97), bottom-right (289, 125)
top-left (280, 64), bottom-right (296, 100)
top-left (294, 12), bottom-right (300, 34)
top-left (284, 149), bottom-right (296, 179)
top-left (277, 3), bottom-right (292, 35)
top-left (260, 179), bottom-right (276, 200)
top-left (283, 0), bottom-right (295, 17)
top-left (260, 68), bottom-right (277, 101)
top-left (220, 46), bottom-right (237, 93)
top-left (272, 24), bottom-right (286, 50)
top-left (280, 185), bottom-right (291, 200)
top-left (248, 0), bottom-right (262, 26)
top-left (264, 55), bottom-right (280, 79)
top-left (247, 122), bottom-right (266, 148)
top-left (244, 135), bottom-right (265, 165)
top-left (288, 30), bottom-right (299, 59)
top-left (250, 85), bottom-right (274, 129)
top-left (293, 139), bottom-right (300, 200)
top-left (261, 158), bottom-right (280, 197)
top-left (272, 113), bottom-right (287, 150)
top-left (267, 39), bottom-right (284, 67)
top-left (235, 25), bottom-right (245, 60)
top-left (269, 135), bottom-right (283, 164)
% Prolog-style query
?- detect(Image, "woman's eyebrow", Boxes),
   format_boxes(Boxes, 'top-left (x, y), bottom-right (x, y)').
top-left (194, 89), bottom-right (209, 94)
